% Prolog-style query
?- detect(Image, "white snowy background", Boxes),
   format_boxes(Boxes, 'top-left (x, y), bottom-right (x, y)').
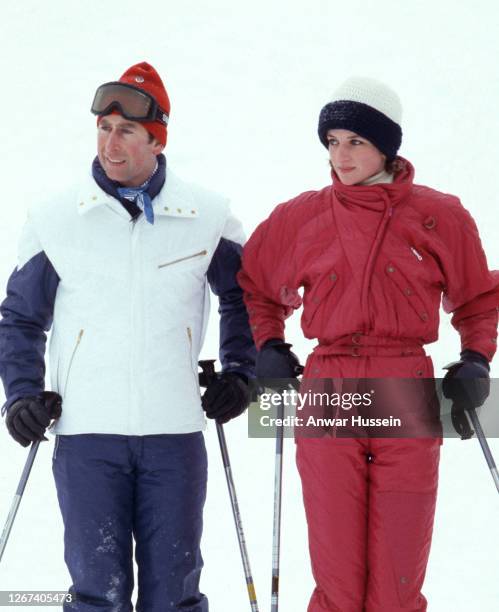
top-left (0, 1), bottom-right (498, 610)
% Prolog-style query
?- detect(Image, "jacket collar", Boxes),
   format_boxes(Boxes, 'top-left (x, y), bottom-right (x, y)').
top-left (77, 166), bottom-right (199, 219)
top-left (153, 172), bottom-right (199, 219)
top-left (77, 179), bottom-right (121, 216)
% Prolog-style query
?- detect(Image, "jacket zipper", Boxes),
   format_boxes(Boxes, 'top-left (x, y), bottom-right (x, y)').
top-left (186, 327), bottom-right (200, 389)
top-left (158, 250), bottom-right (207, 269)
top-left (410, 246), bottom-right (423, 261)
top-left (63, 329), bottom-right (84, 397)
top-left (55, 356), bottom-right (61, 395)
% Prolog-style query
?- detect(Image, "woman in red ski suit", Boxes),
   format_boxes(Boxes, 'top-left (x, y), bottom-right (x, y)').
top-left (238, 77), bottom-right (498, 612)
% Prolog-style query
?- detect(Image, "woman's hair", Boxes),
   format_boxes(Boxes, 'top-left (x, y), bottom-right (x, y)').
top-left (385, 157), bottom-right (406, 174)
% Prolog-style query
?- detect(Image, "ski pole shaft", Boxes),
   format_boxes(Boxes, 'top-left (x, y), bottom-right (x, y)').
top-left (270, 370), bottom-right (303, 612)
top-left (466, 408), bottom-right (499, 494)
top-left (271, 396), bottom-right (284, 612)
top-left (0, 441), bottom-right (40, 564)
top-left (216, 423), bottom-right (259, 611)
top-left (198, 360), bottom-right (259, 612)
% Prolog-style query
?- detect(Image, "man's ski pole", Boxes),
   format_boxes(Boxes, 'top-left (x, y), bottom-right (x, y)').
top-left (198, 360), bottom-right (259, 612)
top-left (0, 441), bottom-right (40, 564)
top-left (466, 406), bottom-right (499, 494)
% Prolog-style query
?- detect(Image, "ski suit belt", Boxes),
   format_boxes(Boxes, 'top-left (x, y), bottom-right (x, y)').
top-left (314, 335), bottom-right (426, 358)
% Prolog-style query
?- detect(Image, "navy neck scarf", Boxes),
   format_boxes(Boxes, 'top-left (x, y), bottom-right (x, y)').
top-left (92, 153), bottom-right (166, 221)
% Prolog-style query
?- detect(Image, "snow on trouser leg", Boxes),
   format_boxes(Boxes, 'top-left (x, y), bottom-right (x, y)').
top-left (52, 433), bottom-right (208, 612)
top-left (133, 433), bottom-right (208, 612)
top-left (296, 436), bottom-right (440, 612)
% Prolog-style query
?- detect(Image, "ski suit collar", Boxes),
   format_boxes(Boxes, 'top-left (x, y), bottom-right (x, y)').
top-left (331, 157), bottom-right (414, 210)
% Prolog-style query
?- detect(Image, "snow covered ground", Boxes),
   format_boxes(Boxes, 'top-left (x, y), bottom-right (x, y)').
top-left (0, 1), bottom-right (498, 610)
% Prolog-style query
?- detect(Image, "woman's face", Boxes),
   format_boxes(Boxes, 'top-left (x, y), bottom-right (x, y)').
top-left (327, 129), bottom-right (386, 185)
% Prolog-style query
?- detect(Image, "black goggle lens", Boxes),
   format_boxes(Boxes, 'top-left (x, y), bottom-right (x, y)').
top-left (91, 82), bottom-right (168, 124)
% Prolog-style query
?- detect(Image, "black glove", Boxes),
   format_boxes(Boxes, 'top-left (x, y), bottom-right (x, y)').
top-left (6, 391), bottom-right (62, 447)
top-left (443, 351), bottom-right (490, 439)
top-left (450, 403), bottom-right (475, 440)
top-left (256, 338), bottom-right (302, 379)
top-left (201, 372), bottom-right (250, 425)
top-left (442, 350), bottom-right (490, 411)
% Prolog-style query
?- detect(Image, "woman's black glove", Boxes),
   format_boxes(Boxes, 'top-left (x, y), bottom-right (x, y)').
top-left (442, 350), bottom-right (490, 409)
top-left (443, 351), bottom-right (490, 438)
top-left (201, 372), bottom-right (250, 425)
top-left (6, 391), bottom-right (62, 447)
top-left (256, 338), bottom-right (302, 379)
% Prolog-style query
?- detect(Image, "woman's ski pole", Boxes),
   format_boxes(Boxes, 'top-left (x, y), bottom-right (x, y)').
top-left (198, 360), bottom-right (259, 612)
top-left (271, 367), bottom-right (303, 612)
top-left (271, 394), bottom-right (284, 612)
top-left (0, 440), bottom-right (40, 564)
top-left (466, 407), bottom-right (499, 494)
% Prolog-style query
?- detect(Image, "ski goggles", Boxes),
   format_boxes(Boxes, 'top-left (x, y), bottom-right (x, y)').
top-left (91, 82), bottom-right (169, 125)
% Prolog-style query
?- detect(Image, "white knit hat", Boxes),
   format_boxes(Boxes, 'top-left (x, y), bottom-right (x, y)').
top-left (318, 77), bottom-right (403, 160)
top-left (332, 77), bottom-right (402, 124)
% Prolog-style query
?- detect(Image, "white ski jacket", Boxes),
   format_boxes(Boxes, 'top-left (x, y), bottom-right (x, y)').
top-left (0, 167), bottom-right (254, 435)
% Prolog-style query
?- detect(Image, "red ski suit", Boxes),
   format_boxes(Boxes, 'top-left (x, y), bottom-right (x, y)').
top-left (238, 159), bottom-right (498, 612)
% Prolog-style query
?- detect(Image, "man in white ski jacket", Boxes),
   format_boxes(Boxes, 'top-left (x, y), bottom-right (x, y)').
top-left (0, 62), bottom-right (255, 612)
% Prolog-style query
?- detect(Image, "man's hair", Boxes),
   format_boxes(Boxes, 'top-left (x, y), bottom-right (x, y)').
top-left (148, 132), bottom-right (159, 145)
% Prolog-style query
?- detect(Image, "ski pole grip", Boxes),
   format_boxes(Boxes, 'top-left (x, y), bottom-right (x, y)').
top-left (198, 359), bottom-right (217, 388)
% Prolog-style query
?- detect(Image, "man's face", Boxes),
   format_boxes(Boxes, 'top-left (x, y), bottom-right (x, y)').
top-left (97, 114), bottom-right (164, 186)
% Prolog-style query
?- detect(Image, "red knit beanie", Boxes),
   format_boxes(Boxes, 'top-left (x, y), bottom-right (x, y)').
top-left (119, 62), bottom-right (170, 146)
top-left (97, 62), bottom-right (170, 146)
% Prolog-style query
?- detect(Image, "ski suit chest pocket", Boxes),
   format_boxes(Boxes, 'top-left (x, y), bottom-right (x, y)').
top-left (386, 229), bottom-right (444, 290)
top-left (303, 261), bottom-right (340, 325)
top-left (299, 239), bottom-right (343, 327)
top-left (301, 268), bottom-right (341, 327)
top-left (384, 261), bottom-right (430, 324)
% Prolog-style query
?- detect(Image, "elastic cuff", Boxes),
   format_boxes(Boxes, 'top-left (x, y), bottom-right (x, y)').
top-left (221, 370), bottom-right (248, 384)
top-left (260, 338), bottom-right (286, 350)
top-left (460, 349), bottom-right (490, 370)
top-left (1, 388), bottom-right (45, 417)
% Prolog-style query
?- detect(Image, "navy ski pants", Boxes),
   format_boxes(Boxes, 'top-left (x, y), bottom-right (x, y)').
top-left (52, 433), bottom-right (208, 612)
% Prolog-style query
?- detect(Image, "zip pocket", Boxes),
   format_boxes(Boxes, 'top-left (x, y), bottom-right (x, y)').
top-left (410, 246), bottom-right (423, 261)
top-left (63, 329), bottom-right (84, 397)
top-left (158, 250), bottom-right (207, 269)
top-left (186, 327), bottom-right (201, 391)
top-left (55, 356), bottom-right (62, 395)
